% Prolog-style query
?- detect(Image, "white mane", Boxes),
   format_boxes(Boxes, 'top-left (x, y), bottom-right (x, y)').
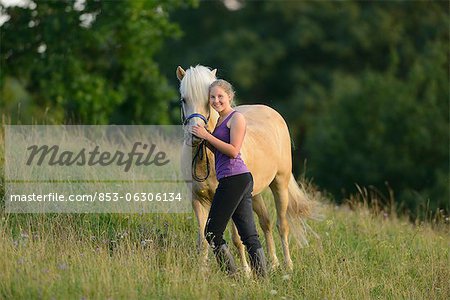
top-left (179, 65), bottom-right (216, 107)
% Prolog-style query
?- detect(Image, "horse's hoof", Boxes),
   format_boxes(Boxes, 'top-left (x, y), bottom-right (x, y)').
top-left (286, 261), bottom-right (294, 272)
top-left (270, 257), bottom-right (280, 270)
top-left (243, 264), bottom-right (252, 278)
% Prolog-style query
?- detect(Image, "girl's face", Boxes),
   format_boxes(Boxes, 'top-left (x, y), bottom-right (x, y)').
top-left (209, 86), bottom-right (232, 113)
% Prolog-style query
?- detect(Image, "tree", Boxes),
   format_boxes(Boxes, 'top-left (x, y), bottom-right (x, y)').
top-left (1, 0), bottom-right (194, 124)
top-left (158, 0), bottom-right (449, 215)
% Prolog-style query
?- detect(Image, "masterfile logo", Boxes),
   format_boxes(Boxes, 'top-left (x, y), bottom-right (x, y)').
top-left (25, 142), bottom-right (170, 172)
top-left (4, 125), bottom-right (192, 213)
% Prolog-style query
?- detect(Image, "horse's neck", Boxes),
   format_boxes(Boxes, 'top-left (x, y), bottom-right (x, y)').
top-left (192, 145), bottom-right (215, 175)
top-left (192, 145), bottom-right (217, 191)
top-left (191, 108), bottom-right (219, 193)
top-left (207, 111), bottom-right (220, 133)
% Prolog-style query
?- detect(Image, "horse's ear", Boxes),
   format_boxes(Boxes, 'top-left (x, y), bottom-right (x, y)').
top-left (176, 66), bottom-right (186, 81)
top-left (211, 68), bottom-right (217, 77)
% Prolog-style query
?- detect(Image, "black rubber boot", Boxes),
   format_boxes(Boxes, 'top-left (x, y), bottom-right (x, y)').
top-left (249, 248), bottom-right (268, 278)
top-left (214, 244), bottom-right (238, 276)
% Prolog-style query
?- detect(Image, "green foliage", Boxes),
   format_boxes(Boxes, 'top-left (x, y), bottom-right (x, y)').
top-left (159, 0), bottom-right (449, 215)
top-left (1, 0), bottom-right (448, 216)
top-left (308, 66), bottom-right (448, 214)
top-left (304, 5), bottom-right (448, 216)
top-left (1, 0), bottom-right (193, 124)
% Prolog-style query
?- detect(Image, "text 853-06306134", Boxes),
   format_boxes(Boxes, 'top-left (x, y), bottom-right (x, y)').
top-left (95, 192), bottom-right (183, 202)
top-left (8, 192), bottom-right (183, 202)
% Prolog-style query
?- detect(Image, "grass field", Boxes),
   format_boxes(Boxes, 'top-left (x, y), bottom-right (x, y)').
top-left (0, 195), bottom-right (448, 299)
top-left (0, 124), bottom-right (448, 299)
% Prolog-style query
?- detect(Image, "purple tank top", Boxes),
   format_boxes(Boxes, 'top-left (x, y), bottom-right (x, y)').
top-left (212, 111), bottom-right (250, 181)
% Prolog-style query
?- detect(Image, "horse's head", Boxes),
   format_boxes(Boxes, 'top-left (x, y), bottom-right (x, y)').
top-left (176, 65), bottom-right (218, 146)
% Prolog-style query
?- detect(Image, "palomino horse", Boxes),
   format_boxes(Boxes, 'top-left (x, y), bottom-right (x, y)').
top-left (177, 65), bottom-right (316, 271)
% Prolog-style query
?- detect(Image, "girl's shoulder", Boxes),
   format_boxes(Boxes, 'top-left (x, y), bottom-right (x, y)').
top-left (231, 110), bottom-right (244, 118)
top-left (227, 111), bottom-right (246, 128)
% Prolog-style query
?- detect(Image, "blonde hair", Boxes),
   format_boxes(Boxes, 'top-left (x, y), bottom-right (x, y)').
top-left (209, 79), bottom-right (236, 107)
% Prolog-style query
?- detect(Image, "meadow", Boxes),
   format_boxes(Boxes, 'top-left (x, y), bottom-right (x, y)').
top-left (0, 124), bottom-right (449, 299)
top-left (1, 1), bottom-right (448, 298)
top-left (0, 189), bottom-right (448, 299)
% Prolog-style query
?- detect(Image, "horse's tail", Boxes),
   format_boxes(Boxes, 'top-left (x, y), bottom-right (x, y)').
top-left (286, 174), bottom-right (322, 247)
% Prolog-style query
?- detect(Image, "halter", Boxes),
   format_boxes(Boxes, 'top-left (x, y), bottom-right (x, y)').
top-left (180, 97), bottom-right (210, 125)
top-left (179, 97), bottom-right (212, 182)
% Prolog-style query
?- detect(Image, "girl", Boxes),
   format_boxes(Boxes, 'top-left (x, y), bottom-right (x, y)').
top-left (191, 79), bottom-right (267, 277)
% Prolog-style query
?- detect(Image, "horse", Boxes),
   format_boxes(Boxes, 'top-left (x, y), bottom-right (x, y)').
top-left (176, 64), bottom-right (317, 272)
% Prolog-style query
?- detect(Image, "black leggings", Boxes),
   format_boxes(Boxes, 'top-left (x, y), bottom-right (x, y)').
top-left (205, 172), bottom-right (262, 255)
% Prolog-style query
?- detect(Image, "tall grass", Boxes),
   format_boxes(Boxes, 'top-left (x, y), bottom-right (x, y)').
top-left (0, 196), bottom-right (448, 299)
top-left (0, 122), bottom-right (449, 299)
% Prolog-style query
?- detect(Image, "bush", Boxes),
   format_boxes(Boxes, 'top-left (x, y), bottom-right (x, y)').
top-left (306, 39), bottom-right (448, 217)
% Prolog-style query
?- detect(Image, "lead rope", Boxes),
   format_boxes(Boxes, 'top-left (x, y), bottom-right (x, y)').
top-left (192, 134), bottom-right (211, 182)
top-left (179, 98), bottom-right (212, 182)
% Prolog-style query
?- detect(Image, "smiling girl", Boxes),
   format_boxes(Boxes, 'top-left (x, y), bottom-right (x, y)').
top-left (191, 79), bottom-right (268, 277)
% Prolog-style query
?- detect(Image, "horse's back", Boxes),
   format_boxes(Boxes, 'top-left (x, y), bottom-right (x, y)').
top-left (236, 104), bottom-right (291, 152)
top-left (235, 104), bottom-right (292, 193)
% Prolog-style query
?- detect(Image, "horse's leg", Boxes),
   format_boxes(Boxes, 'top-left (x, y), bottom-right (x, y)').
top-left (269, 174), bottom-right (293, 271)
top-left (192, 199), bottom-right (209, 265)
top-left (252, 193), bottom-right (280, 270)
top-left (230, 222), bottom-right (251, 275)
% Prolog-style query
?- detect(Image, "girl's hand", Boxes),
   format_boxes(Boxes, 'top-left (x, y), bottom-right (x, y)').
top-left (191, 124), bottom-right (210, 139)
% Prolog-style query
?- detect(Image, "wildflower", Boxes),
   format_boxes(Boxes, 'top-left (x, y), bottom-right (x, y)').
top-left (282, 274), bottom-right (290, 281)
top-left (118, 231), bottom-right (128, 239)
top-left (270, 290), bottom-right (277, 295)
top-left (141, 239), bottom-right (153, 247)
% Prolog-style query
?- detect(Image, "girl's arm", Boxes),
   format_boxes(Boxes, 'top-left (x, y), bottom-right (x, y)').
top-left (205, 141), bottom-right (215, 152)
top-left (191, 112), bottom-right (246, 158)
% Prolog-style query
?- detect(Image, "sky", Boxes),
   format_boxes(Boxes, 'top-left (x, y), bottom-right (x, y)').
top-left (0, 0), bottom-right (88, 26)
top-left (1, 0), bottom-right (30, 7)
top-left (0, 0), bottom-right (240, 26)
top-left (0, 0), bottom-right (31, 25)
